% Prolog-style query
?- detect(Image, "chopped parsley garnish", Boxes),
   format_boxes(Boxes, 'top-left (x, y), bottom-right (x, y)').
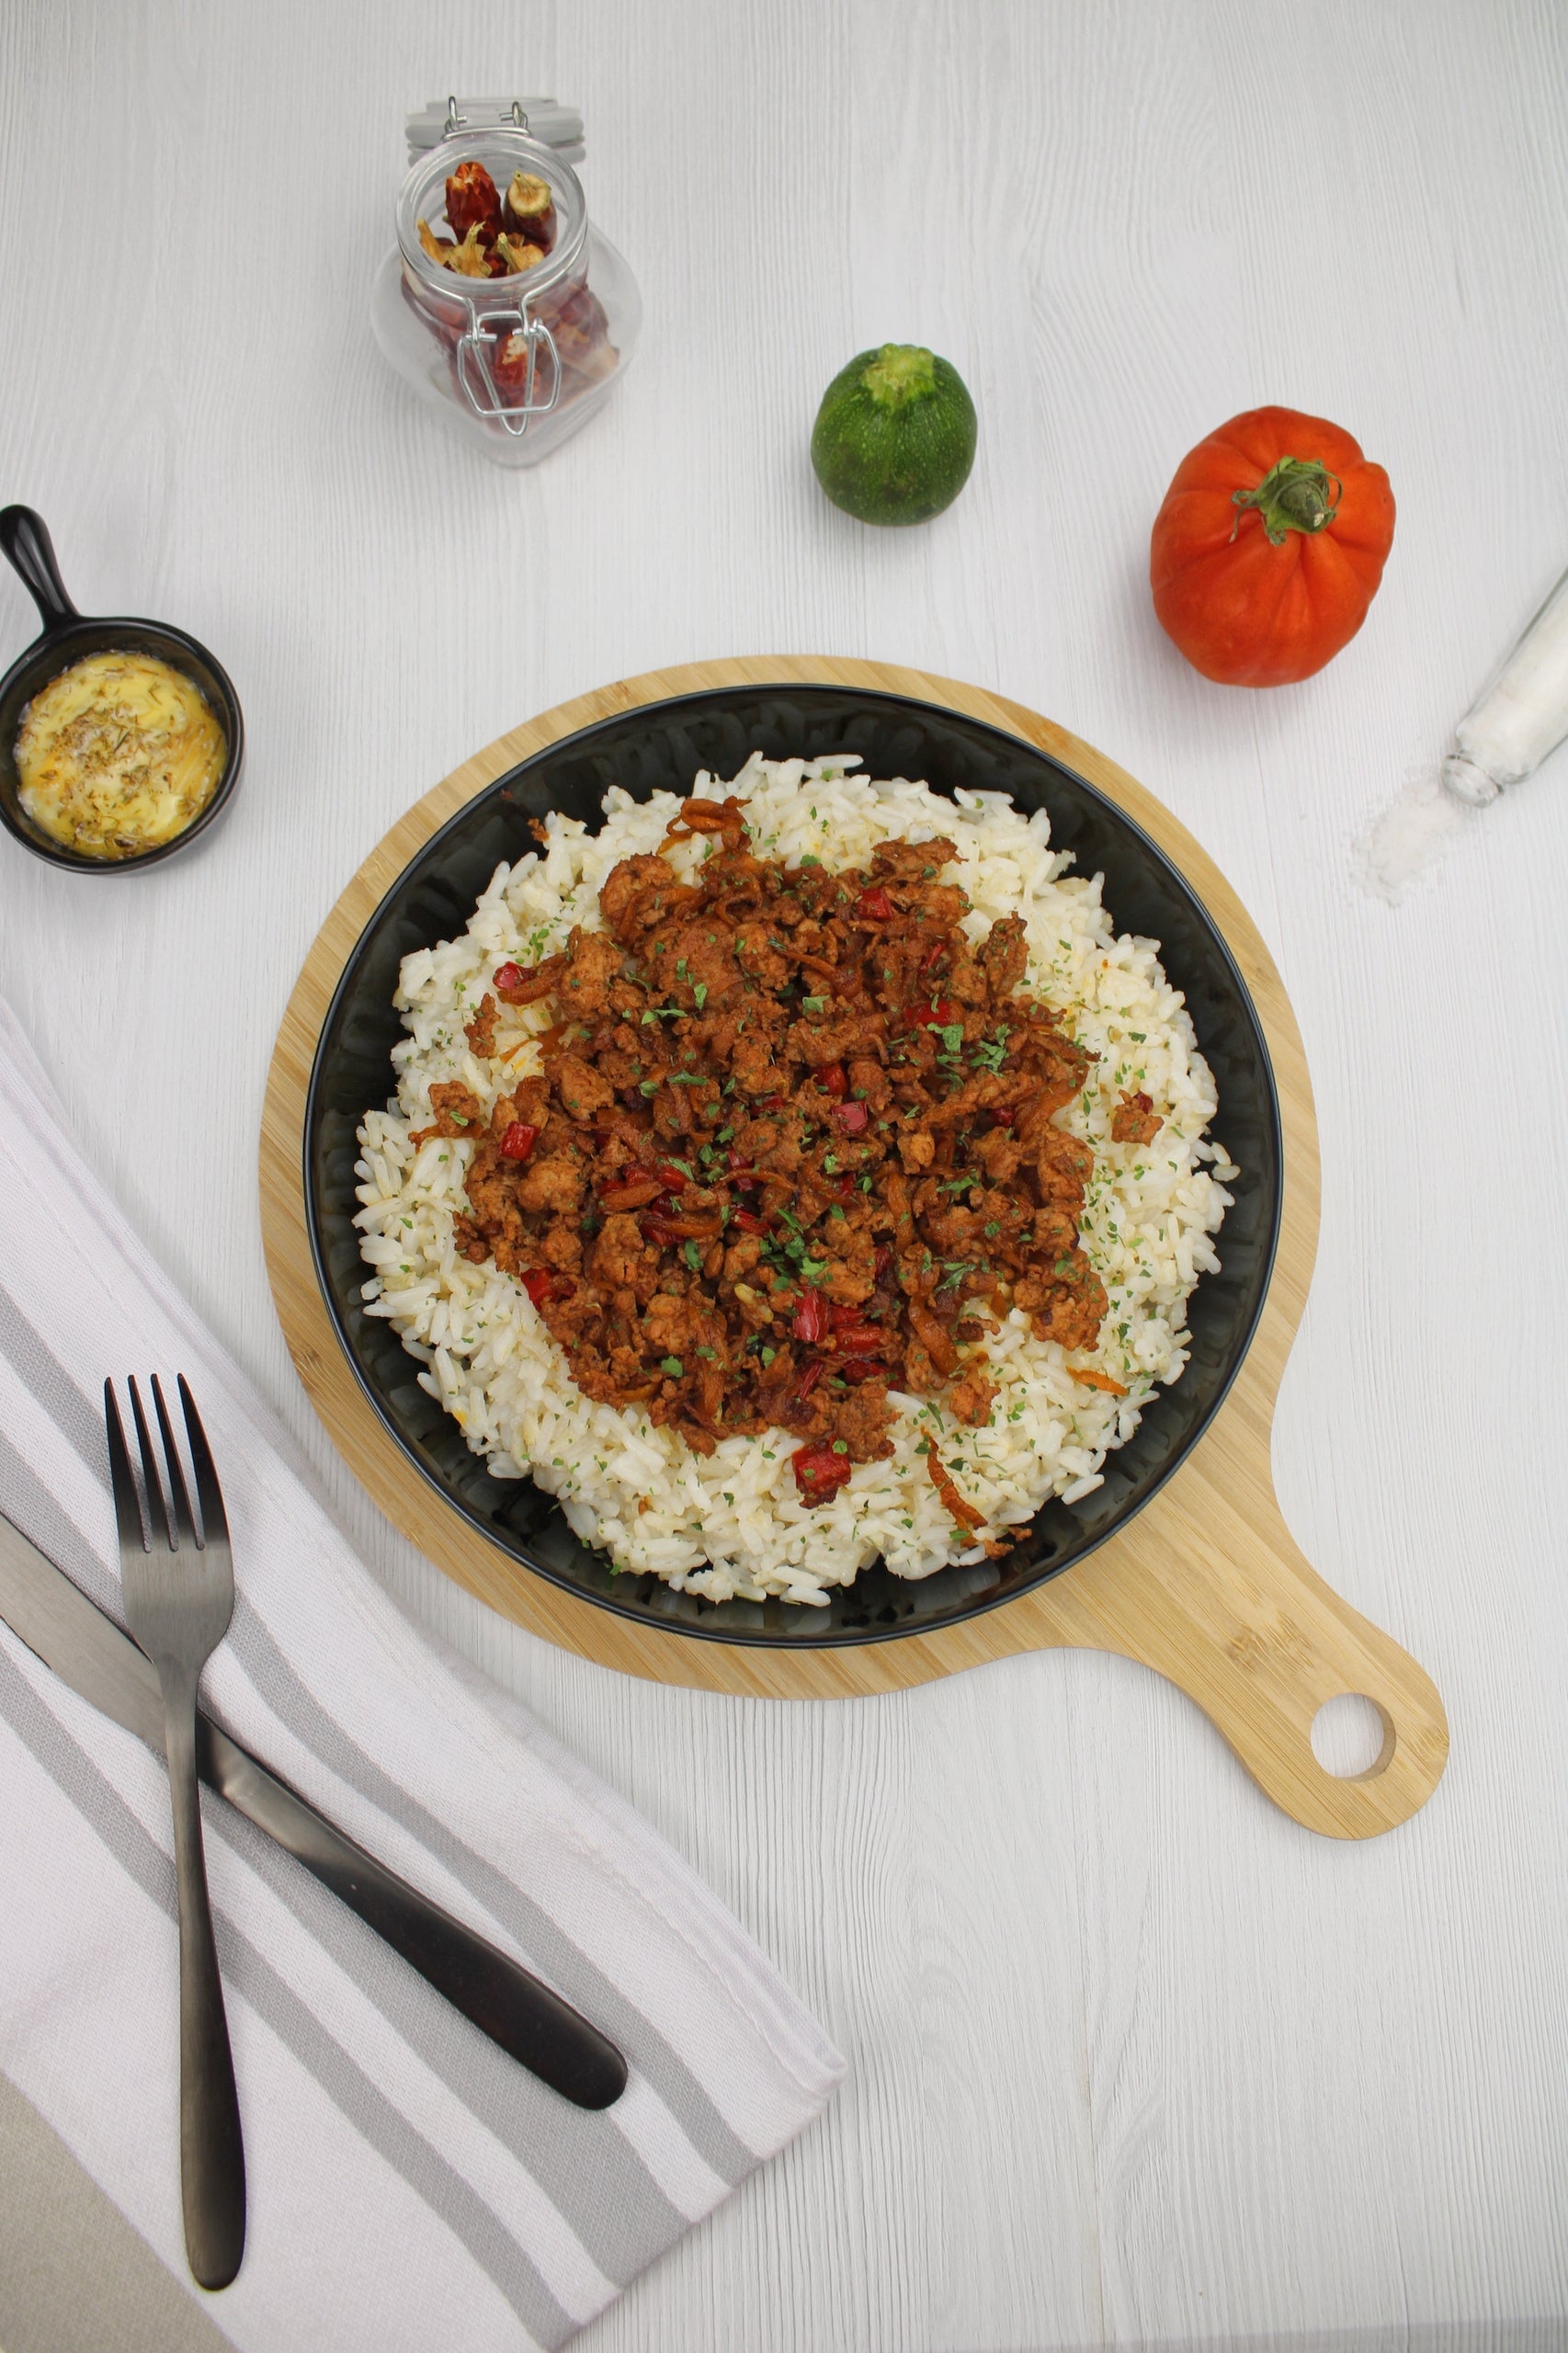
top-left (660, 1357), bottom-right (684, 1377)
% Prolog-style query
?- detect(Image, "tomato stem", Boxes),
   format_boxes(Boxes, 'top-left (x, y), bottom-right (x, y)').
top-left (1230, 455), bottom-right (1342, 546)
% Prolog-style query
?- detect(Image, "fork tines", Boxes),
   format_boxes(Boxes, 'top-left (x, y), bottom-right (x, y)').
top-left (105, 1376), bottom-right (229, 1558)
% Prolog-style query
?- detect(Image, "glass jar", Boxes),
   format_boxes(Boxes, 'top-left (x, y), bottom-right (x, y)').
top-left (369, 109), bottom-right (640, 469)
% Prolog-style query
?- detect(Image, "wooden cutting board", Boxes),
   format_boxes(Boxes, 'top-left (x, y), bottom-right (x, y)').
top-left (260, 657), bottom-right (1449, 1841)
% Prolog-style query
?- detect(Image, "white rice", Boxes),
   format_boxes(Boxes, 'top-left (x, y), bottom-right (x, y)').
top-left (353, 753), bottom-right (1236, 1604)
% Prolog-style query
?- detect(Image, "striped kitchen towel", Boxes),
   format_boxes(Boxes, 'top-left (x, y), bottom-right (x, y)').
top-left (0, 996), bottom-right (844, 2351)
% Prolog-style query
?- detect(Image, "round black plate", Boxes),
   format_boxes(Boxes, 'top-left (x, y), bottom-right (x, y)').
top-left (304, 686), bottom-right (1282, 1647)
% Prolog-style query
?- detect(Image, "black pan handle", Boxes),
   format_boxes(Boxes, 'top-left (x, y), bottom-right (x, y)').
top-left (0, 506), bottom-right (78, 636)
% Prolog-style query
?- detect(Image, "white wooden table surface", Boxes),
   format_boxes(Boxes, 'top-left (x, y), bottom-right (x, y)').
top-left (3, 3), bottom-right (1566, 2346)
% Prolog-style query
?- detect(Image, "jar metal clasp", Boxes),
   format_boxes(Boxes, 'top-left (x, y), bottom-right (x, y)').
top-left (455, 306), bottom-right (562, 436)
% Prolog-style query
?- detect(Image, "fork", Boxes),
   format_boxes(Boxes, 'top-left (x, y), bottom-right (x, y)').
top-left (108, 1376), bottom-right (245, 2290)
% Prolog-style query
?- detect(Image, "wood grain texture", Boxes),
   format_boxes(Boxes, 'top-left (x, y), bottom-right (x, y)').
top-left (4, 0), bottom-right (1568, 2345)
top-left (261, 656), bottom-right (1449, 1840)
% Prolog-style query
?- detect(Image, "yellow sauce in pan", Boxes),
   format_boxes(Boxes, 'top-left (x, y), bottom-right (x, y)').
top-left (15, 649), bottom-right (226, 859)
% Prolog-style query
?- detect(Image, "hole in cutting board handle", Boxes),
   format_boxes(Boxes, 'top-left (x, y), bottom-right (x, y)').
top-left (1311, 1692), bottom-right (1395, 1779)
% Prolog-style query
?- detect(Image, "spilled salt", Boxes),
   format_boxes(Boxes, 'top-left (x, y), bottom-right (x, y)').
top-left (1351, 766), bottom-right (1472, 905)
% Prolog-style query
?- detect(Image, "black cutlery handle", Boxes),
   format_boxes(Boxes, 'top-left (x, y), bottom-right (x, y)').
top-left (198, 1715), bottom-right (626, 2110)
top-left (166, 1698), bottom-right (246, 2290)
top-left (0, 505), bottom-right (78, 633)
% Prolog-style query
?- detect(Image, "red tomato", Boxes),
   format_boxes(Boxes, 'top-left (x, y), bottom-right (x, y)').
top-left (791, 1439), bottom-right (852, 1504)
top-left (1150, 406), bottom-right (1395, 686)
top-left (498, 1120), bottom-right (540, 1163)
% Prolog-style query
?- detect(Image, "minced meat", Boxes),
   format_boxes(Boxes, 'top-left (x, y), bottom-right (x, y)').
top-left (454, 793), bottom-right (1108, 1500)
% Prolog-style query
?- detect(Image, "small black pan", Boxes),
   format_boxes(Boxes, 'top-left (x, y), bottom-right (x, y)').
top-left (0, 506), bottom-right (244, 873)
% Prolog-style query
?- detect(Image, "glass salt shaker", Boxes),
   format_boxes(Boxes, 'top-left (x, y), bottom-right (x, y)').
top-left (369, 97), bottom-right (641, 469)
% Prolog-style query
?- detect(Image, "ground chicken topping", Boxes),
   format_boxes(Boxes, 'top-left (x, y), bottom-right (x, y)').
top-left (443, 795), bottom-right (1108, 1505)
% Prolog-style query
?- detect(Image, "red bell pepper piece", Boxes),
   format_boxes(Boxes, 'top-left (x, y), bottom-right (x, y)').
top-left (816, 1063), bottom-right (848, 1099)
top-left (732, 1209), bottom-right (769, 1234)
top-left (834, 1099), bottom-right (869, 1135)
top-left (520, 1267), bottom-right (573, 1307)
top-left (792, 1290), bottom-right (826, 1346)
top-left (493, 961), bottom-right (524, 995)
top-left (856, 886), bottom-right (894, 921)
top-left (833, 1328), bottom-right (884, 1357)
top-left (791, 1438), bottom-right (852, 1504)
top-left (498, 1121), bottom-right (540, 1162)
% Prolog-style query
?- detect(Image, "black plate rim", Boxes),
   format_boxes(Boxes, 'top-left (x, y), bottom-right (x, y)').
top-left (302, 681), bottom-right (1283, 1649)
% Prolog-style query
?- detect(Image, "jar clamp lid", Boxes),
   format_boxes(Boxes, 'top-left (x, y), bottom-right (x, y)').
top-left (404, 95), bottom-right (585, 162)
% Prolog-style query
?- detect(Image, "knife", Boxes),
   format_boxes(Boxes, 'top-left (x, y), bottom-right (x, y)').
top-left (0, 1508), bottom-right (626, 2110)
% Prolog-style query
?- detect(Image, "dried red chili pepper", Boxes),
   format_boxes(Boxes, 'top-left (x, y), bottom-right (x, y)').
top-left (498, 1121), bottom-right (540, 1163)
top-left (446, 160), bottom-right (502, 244)
top-left (917, 998), bottom-right (957, 1029)
top-left (754, 1093), bottom-right (786, 1112)
top-left (856, 886), bottom-right (894, 921)
top-left (872, 1245), bottom-right (894, 1281)
top-left (794, 1358), bottom-right (824, 1399)
top-left (791, 1438), bottom-right (852, 1504)
top-left (816, 1062), bottom-right (848, 1098)
top-left (834, 1100), bottom-right (869, 1135)
top-left (502, 170), bottom-right (557, 253)
top-left (792, 1290), bottom-right (826, 1346)
top-left (919, 940), bottom-right (946, 977)
top-left (491, 329), bottom-right (537, 404)
top-left (732, 1210), bottom-right (769, 1235)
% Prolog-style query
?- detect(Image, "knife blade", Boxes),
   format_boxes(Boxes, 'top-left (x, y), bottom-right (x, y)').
top-left (0, 1507), bottom-right (626, 2110)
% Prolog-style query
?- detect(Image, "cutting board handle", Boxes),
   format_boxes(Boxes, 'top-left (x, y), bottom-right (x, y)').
top-left (1042, 1473), bottom-right (1449, 1840)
